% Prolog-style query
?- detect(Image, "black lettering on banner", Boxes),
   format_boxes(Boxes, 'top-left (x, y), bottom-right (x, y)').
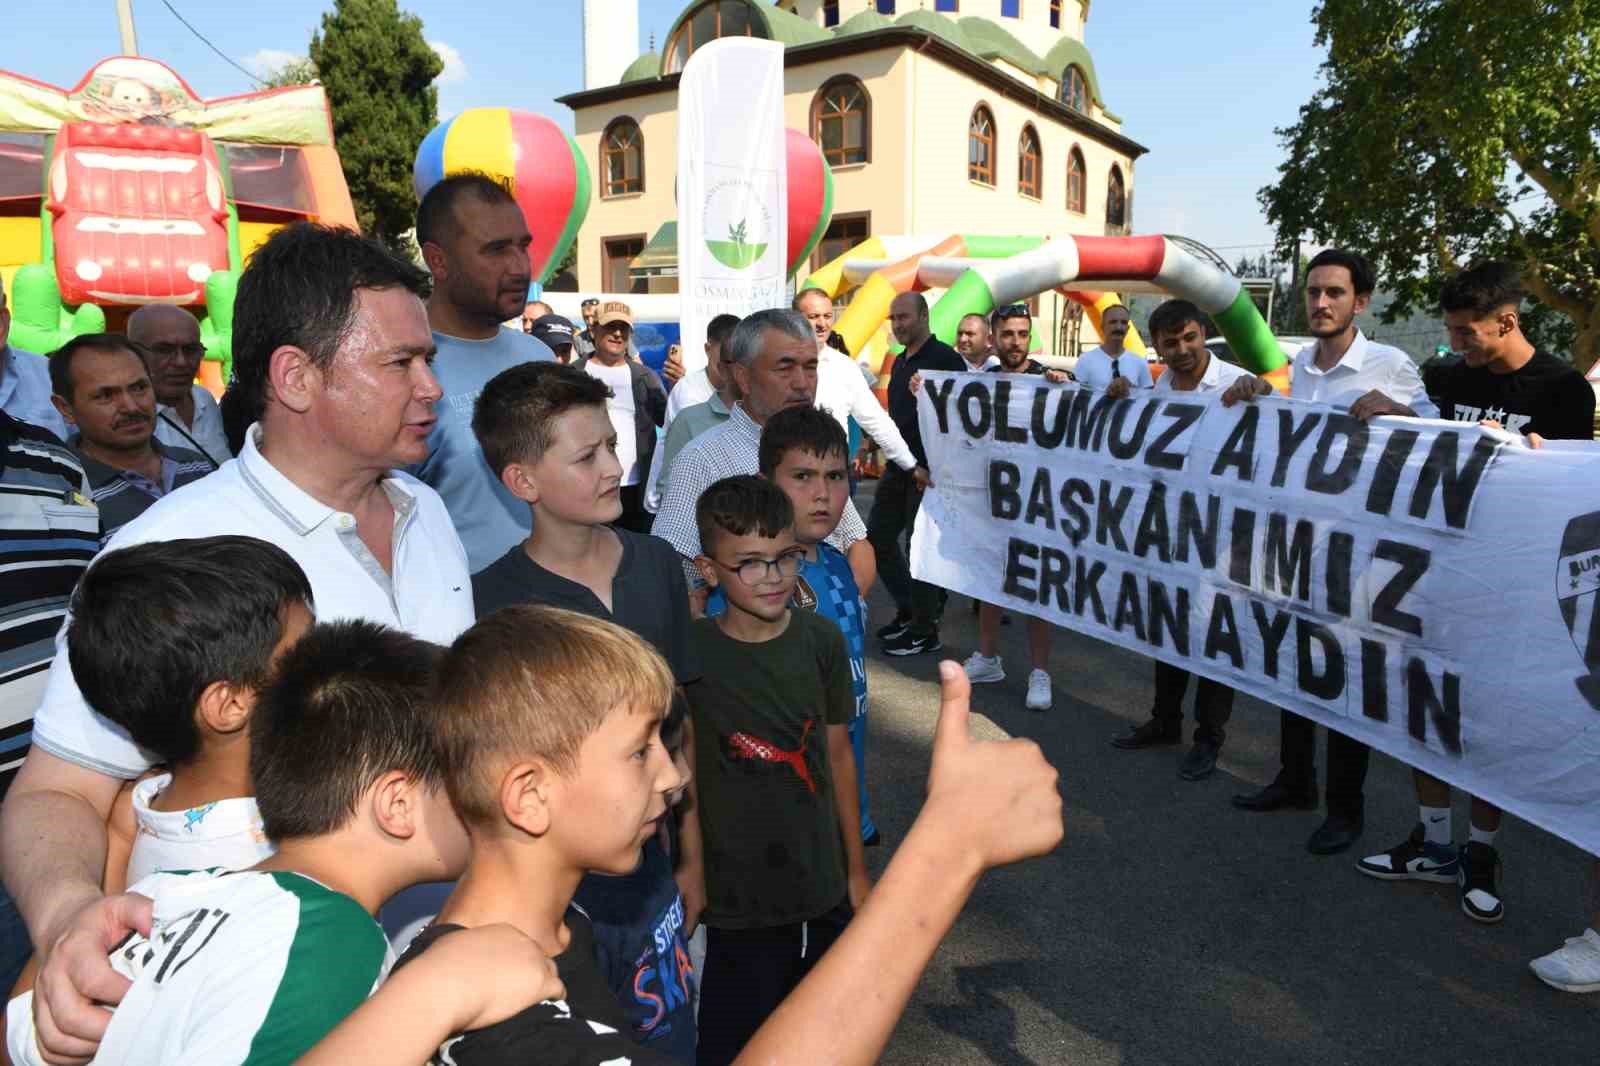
top-left (1360, 639), bottom-right (1389, 722)
top-left (1406, 657), bottom-right (1462, 754)
top-left (1264, 512), bottom-right (1313, 601)
top-left (1306, 414), bottom-right (1369, 496)
top-left (1203, 591), bottom-right (1244, 668)
top-left (993, 380), bottom-right (1028, 443)
top-left (957, 382), bottom-right (993, 439)
top-left (1148, 579), bottom-right (1189, 654)
top-left (1249, 601), bottom-right (1292, 680)
top-left (1025, 469), bottom-right (1056, 529)
top-left (926, 377), bottom-right (957, 434)
top-left (1211, 405), bottom-right (1259, 482)
top-left (1038, 545), bottom-right (1071, 609)
top-left (1272, 408), bottom-right (1324, 487)
top-left (1228, 507), bottom-right (1256, 586)
top-left (1372, 539), bottom-right (1429, 637)
top-left (1133, 482), bottom-right (1173, 562)
top-left (1074, 555), bottom-right (1108, 623)
top-left (1032, 387), bottom-right (1068, 448)
top-left (1365, 429), bottom-right (1420, 518)
top-left (1295, 617), bottom-right (1346, 700)
top-left (1112, 571), bottom-right (1146, 640)
top-left (1003, 537), bottom-right (1040, 602)
top-left (1175, 491), bottom-right (1219, 569)
top-left (1107, 399), bottom-right (1157, 460)
top-left (1145, 403), bottom-right (1203, 471)
top-left (1408, 432), bottom-right (1496, 530)
top-left (989, 461), bottom-right (1022, 520)
top-left (1065, 389), bottom-right (1115, 451)
top-left (1096, 480), bottom-right (1134, 552)
top-left (1059, 478), bottom-right (1093, 547)
top-left (1326, 531), bottom-right (1355, 618)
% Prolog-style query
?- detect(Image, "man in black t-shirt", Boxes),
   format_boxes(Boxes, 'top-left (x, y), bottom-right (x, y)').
top-left (1360, 261), bottom-right (1596, 926)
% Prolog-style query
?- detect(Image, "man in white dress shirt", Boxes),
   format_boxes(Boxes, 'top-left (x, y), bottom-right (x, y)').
top-left (0, 222), bottom-right (474, 1062)
top-left (128, 305), bottom-right (230, 467)
top-left (1073, 304), bottom-right (1152, 397)
top-left (1222, 248), bottom-right (1436, 858)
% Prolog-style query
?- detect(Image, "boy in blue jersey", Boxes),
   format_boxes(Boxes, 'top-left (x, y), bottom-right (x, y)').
top-left (757, 406), bottom-right (877, 845)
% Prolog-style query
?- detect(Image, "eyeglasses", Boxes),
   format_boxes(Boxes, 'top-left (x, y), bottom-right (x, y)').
top-left (994, 304), bottom-right (1031, 320)
top-left (710, 548), bottom-right (804, 587)
top-left (143, 342), bottom-right (207, 361)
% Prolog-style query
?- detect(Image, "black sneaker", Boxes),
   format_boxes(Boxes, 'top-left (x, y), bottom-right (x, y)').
top-left (882, 629), bottom-right (942, 656)
top-left (1177, 740), bottom-right (1220, 780)
top-left (875, 612), bottom-right (912, 641)
top-left (1458, 841), bottom-right (1505, 923)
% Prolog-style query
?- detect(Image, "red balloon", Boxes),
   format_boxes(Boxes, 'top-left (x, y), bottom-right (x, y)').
top-left (786, 129), bottom-right (833, 277)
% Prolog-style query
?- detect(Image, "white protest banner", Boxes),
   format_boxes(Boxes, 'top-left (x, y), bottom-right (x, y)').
top-left (912, 372), bottom-right (1600, 854)
top-left (675, 37), bottom-right (787, 374)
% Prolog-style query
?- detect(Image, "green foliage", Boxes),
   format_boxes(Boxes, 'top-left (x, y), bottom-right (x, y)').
top-left (261, 57), bottom-right (318, 88)
top-left (310, 0), bottom-right (442, 249)
top-left (1260, 0), bottom-right (1600, 368)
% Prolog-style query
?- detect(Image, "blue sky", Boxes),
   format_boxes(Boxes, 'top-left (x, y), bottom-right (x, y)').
top-left (5, 1), bottom-right (1325, 259)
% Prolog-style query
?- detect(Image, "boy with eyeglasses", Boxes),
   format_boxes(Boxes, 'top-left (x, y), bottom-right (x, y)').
top-left (687, 475), bottom-right (868, 1065)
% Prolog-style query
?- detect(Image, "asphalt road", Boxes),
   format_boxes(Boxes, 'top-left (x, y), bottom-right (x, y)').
top-left (852, 492), bottom-right (1598, 1066)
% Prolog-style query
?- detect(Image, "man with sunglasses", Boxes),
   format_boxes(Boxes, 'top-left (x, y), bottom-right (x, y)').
top-left (127, 305), bottom-right (230, 466)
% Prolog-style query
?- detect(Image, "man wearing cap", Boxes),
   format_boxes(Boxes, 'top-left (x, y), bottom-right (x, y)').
top-left (529, 314), bottom-right (577, 363)
top-left (577, 299), bottom-right (667, 533)
top-left (413, 173), bottom-right (554, 573)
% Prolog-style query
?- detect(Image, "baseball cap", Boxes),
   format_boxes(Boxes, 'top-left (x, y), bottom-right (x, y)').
top-left (529, 314), bottom-right (576, 350)
top-left (596, 300), bottom-right (634, 328)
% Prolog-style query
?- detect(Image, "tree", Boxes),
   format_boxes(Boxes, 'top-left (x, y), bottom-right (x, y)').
top-left (310, 0), bottom-right (442, 249)
top-left (261, 57), bottom-right (318, 88)
top-left (1260, 1), bottom-right (1600, 369)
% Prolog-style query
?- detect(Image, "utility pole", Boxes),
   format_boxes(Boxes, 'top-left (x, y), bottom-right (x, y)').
top-left (116, 0), bottom-right (139, 56)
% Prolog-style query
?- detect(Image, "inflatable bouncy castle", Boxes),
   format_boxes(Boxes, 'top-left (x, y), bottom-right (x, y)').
top-left (0, 57), bottom-right (358, 385)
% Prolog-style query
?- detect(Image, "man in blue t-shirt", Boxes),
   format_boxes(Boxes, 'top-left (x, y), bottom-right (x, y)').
top-left (412, 173), bottom-right (553, 572)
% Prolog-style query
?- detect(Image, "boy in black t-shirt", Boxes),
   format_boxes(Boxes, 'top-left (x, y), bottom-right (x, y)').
top-left (688, 476), bottom-right (868, 1066)
top-left (1362, 261), bottom-right (1597, 925)
top-left (467, 361), bottom-right (701, 1059)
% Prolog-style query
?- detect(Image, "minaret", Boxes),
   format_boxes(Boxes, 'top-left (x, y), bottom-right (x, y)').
top-left (583, 0), bottom-right (640, 89)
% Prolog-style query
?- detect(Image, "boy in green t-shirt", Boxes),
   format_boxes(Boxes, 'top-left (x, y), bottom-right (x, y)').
top-left (687, 475), bottom-right (869, 1065)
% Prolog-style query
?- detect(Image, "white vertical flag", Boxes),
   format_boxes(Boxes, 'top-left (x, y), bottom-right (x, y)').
top-left (676, 37), bottom-right (787, 374)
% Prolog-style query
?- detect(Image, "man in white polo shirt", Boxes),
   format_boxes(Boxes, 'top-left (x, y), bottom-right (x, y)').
top-left (1072, 303), bottom-right (1152, 396)
top-left (1222, 248), bottom-right (1437, 858)
top-left (0, 222), bottom-right (473, 1062)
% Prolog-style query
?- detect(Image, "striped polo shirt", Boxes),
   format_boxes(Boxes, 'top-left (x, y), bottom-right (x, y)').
top-left (77, 439), bottom-right (213, 545)
top-left (0, 413), bottom-right (98, 794)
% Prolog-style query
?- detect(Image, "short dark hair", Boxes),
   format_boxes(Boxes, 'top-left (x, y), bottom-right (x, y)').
top-left (232, 222), bottom-right (430, 421)
top-left (959, 312), bottom-right (990, 329)
top-left (991, 303), bottom-right (1031, 331)
top-left (1439, 260), bottom-right (1525, 317)
top-left (68, 537), bottom-right (314, 766)
top-left (792, 287), bottom-right (832, 311)
top-left (251, 620), bottom-right (445, 842)
top-left (1147, 299), bottom-right (1210, 341)
top-left (219, 379), bottom-right (255, 456)
top-left (48, 333), bottom-right (145, 403)
top-left (695, 475), bottom-right (794, 557)
top-left (415, 172), bottom-right (520, 249)
top-left (473, 361), bottom-right (612, 477)
top-left (1306, 248), bottom-right (1377, 296)
top-left (759, 404), bottom-right (848, 476)
top-left (706, 313), bottom-right (741, 349)
top-left (893, 291), bottom-right (930, 317)
top-left (825, 331), bottom-right (850, 355)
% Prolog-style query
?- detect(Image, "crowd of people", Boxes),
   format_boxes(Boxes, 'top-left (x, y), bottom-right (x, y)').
top-left (0, 167), bottom-right (1594, 1066)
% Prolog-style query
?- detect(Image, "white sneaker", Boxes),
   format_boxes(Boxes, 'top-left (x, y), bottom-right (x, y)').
top-left (1530, 928), bottom-right (1600, 993)
top-left (963, 652), bottom-right (1005, 684)
top-left (1025, 669), bottom-right (1052, 711)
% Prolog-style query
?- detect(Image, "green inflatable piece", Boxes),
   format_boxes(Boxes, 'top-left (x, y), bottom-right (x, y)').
top-left (929, 269), bottom-right (998, 346)
top-left (1212, 287), bottom-right (1285, 374)
top-left (960, 235), bottom-right (1044, 259)
top-left (7, 263), bottom-right (105, 355)
top-left (198, 271), bottom-right (240, 384)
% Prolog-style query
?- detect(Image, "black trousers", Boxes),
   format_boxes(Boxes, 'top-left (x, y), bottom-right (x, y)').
top-left (1150, 661), bottom-right (1234, 744)
top-left (697, 900), bottom-right (852, 1066)
top-left (616, 483), bottom-right (654, 535)
top-left (867, 464), bottom-right (941, 635)
top-left (1279, 710), bottom-right (1370, 820)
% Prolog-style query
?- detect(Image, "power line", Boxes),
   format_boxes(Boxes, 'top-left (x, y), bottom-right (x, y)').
top-left (159, 0), bottom-right (266, 87)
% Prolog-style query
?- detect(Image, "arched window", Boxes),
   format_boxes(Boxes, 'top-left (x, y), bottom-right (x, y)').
top-left (664, 1), bottom-right (756, 74)
top-left (968, 106), bottom-right (995, 186)
top-left (822, 0), bottom-right (840, 25)
top-left (812, 77), bottom-right (870, 166)
top-left (1018, 125), bottom-right (1041, 199)
top-left (1049, 0), bottom-right (1062, 28)
top-left (602, 118), bottom-right (644, 198)
top-left (1061, 65), bottom-right (1088, 113)
top-left (1106, 165), bottom-right (1126, 228)
top-left (1066, 147), bottom-right (1086, 214)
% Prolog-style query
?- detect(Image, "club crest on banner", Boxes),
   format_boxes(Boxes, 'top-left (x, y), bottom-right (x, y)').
top-left (1557, 510), bottom-right (1600, 710)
